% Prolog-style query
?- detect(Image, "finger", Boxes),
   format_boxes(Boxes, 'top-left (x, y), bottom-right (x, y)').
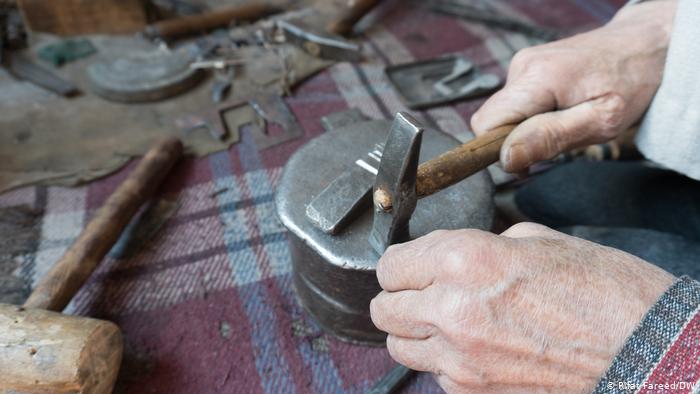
top-left (500, 95), bottom-right (624, 172)
top-left (471, 79), bottom-right (556, 136)
top-left (376, 230), bottom-right (450, 292)
top-left (386, 335), bottom-right (444, 374)
top-left (370, 289), bottom-right (438, 339)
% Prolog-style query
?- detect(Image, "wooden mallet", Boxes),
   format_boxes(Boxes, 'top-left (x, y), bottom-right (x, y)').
top-left (0, 137), bottom-right (183, 393)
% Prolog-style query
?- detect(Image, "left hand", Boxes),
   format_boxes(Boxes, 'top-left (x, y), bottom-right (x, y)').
top-left (370, 223), bottom-right (675, 393)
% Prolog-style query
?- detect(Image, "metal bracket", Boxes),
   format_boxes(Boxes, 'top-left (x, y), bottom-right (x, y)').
top-left (175, 94), bottom-right (303, 149)
top-left (369, 112), bottom-right (423, 254)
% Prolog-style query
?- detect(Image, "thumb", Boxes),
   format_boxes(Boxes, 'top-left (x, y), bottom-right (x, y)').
top-left (500, 96), bottom-right (624, 172)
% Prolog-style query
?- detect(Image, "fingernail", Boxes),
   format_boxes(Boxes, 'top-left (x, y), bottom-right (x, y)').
top-left (504, 144), bottom-right (531, 172)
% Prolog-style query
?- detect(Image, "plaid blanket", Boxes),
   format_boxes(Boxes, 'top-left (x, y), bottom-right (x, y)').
top-left (0, 1), bottom-right (623, 392)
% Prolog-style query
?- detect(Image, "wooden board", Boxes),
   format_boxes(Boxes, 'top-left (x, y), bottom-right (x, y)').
top-left (17, 0), bottom-right (147, 35)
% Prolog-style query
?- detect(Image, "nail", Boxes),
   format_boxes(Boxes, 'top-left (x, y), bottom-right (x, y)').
top-left (504, 144), bottom-right (531, 172)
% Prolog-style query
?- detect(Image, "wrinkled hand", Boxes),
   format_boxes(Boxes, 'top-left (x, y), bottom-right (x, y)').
top-left (471, 1), bottom-right (677, 173)
top-left (370, 223), bottom-right (675, 393)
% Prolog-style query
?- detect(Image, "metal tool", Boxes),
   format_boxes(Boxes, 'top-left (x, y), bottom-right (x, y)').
top-left (276, 110), bottom-right (494, 344)
top-left (369, 113), bottom-right (422, 253)
top-left (431, 0), bottom-right (559, 42)
top-left (278, 19), bottom-right (362, 62)
top-left (368, 365), bottom-right (415, 394)
top-left (386, 55), bottom-right (501, 109)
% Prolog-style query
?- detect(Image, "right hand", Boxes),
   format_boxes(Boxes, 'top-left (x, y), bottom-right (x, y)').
top-left (471, 0), bottom-right (677, 173)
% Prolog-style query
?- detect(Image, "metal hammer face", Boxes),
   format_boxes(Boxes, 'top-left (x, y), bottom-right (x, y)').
top-left (368, 112), bottom-right (423, 254)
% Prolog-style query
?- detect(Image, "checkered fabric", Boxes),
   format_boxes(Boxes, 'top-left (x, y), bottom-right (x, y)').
top-left (0, 1), bottom-right (626, 392)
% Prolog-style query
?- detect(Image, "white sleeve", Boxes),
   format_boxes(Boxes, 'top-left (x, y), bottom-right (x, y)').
top-left (634, 0), bottom-right (700, 180)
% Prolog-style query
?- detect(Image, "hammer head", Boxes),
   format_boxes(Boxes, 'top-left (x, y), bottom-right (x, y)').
top-left (368, 112), bottom-right (423, 254)
top-left (0, 304), bottom-right (123, 393)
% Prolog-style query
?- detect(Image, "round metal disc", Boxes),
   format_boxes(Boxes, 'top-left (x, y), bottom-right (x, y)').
top-left (87, 48), bottom-right (203, 103)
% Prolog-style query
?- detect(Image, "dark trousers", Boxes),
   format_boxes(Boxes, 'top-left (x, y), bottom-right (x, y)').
top-left (516, 161), bottom-right (700, 280)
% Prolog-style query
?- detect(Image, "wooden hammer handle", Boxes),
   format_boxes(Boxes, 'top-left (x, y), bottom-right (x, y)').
top-left (23, 137), bottom-right (183, 312)
top-left (327, 0), bottom-right (383, 36)
top-left (416, 124), bottom-right (515, 198)
top-left (145, 3), bottom-right (279, 39)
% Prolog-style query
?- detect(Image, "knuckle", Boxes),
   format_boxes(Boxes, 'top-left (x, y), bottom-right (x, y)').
top-left (385, 336), bottom-right (407, 364)
top-left (538, 116), bottom-right (568, 156)
top-left (504, 222), bottom-right (551, 237)
top-left (442, 353), bottom-right (487, 387)
top-left (595, 94), bottom-right (626, 138)
top-left (369, 297), bottom-right (383, 327)
top-left (376, 251), bottom-right (399, 288)
top-left (509, 47), bottom-right (537, 73)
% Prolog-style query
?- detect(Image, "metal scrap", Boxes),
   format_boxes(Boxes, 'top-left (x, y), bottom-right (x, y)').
top-left (175, 93), bottom-right (303, 150)
top-left (386, 55), bottom-right (501, 109)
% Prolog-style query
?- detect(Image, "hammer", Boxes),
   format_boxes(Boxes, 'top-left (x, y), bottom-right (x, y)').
top-left (369, 113), bottom-right (512, 252)
top-left (0, 137), bottom-right (183, 393)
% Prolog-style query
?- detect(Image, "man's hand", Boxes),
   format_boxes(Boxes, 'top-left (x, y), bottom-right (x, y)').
top-left (471, 1), bottom-right (677, 173)
top-left (370, 223), bottom-right (675, 393)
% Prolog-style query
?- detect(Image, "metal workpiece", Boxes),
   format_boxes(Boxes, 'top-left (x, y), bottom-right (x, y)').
top-left (276, 117), bottom-right (494, 344)
top-left (369, 113), bottom-right (423, 254)
top-left (386, 56), bottom-right (501, 110)
top-left (277, 19), bottom-right (362, 62)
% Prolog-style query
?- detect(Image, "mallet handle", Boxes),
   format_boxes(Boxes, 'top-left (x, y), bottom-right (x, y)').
top-left (327, 0), bottom-right (383, 36)
top-left (416, 124), bottom-right (515, 198)
top-left (23, 137), bottom-right (183, 312)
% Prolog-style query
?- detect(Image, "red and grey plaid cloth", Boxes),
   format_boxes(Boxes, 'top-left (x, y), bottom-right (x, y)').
top-left (0, 1), bottom-right (635, 392)
top-left (596, 276), bottom-right (700, 394)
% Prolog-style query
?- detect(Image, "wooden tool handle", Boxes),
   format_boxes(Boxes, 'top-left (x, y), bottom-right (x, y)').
top-left (145, 3), bottom-right (279, 39)
top-left (416, 124), bottom-right (515, 198)
top-left (23, 137), bottom-right (183, 312)
top-left (327, 0), bottom-right (383, 36)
